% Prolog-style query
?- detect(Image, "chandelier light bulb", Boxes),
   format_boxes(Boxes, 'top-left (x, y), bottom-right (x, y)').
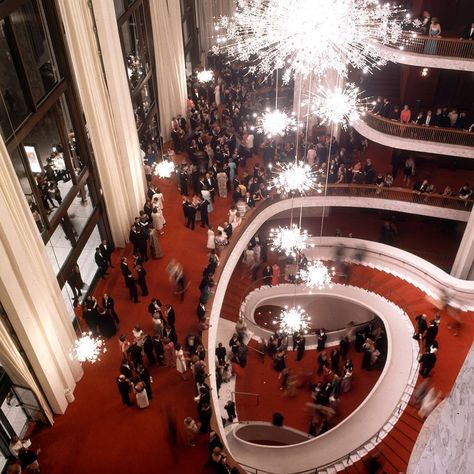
top-left (299, 259), bottom-right (336, 289)
top-left (269, 224), bottom-right (309, 257)
top-left (308, 82), bottom-right (368, 129)
top-left (257, 109), bottom-right (299, 137)
top-left (154, 160), bottom-right (175, 178)
top-left (213, 0), bottom-right (411, 81)
top-left (70, 332), bottom-right (107, 364)
top-left (197, 69), bottom-right (214, 83)
top-left (274, 305), bottom-right (310, 334)
top-left (271, 162), bottom-right (316, 195)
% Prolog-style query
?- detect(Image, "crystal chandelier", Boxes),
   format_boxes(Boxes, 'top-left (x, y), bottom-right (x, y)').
top-left (253, 108), bottom-right (299, 137)
top-left (271, 162), bottom-right (316, 195)
top-left (154, 160), bottom-right (175, 178)
top-left (214, 0), bottom-right (410, 81)
top-left (308, 82), bottom-right (369, 130)
top-left (70, 333), bottom-right (107, 363)
top-left (299, 259), bottom-right (336, 289)
top-left (270, 224), bottom-right (309, 257)
top-left (197, 69), bottom-right (214, 83)
top-left (274, 305), bottom-right (310, 334)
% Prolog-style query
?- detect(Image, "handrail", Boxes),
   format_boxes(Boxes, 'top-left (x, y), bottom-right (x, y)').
top-left (361, 112), bottom-right (474, 148)
top-left (232, 391), bottom-right (260, 406)
top-left (385, 31), bottom-right (474, 59)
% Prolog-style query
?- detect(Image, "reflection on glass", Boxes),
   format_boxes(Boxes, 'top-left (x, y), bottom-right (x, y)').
top-left (9, 0), bottom-right (59, 103)
top-left (1, 391), bottom-right (29, 436)
top-left (0, 19), bottom-right (31, 138)
top-left (121, 4), bottom-right (151, 90)
top-left (45, 222), bottom-right (72, 275)
top-left (68, 184), bottom-right (93, 238)
top-left (114, 0), bottom-right (126, 18)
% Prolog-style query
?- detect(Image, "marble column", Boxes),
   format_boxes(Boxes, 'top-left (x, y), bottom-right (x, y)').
top-left (451, 210), bottom-right (474, 280)
top-left (149, 0), bottom-right (188, 140)
top-left (91, 0), bottom-right (146, 218)
top-left (57, 0), bottom-right (145, 247)
top-left (0, 137), bottom-right (83, 415)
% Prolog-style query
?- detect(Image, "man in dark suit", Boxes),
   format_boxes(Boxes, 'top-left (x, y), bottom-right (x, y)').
top-left (378, 98), bottom-right (391, 118)
top-left (199, 199), bottom-right (209, 228)
top-left (165, 304), bottom-right (176, 328)
top-left (94, 247), bottom-right (108, 279)
top-left (99, 239), bottom-right (113, 268)
top-left (244, 192), bottom-right (255, 208)
top-left (125, 272), bottom-right (138, 303)
top-left (136, 265), bottom-right (149, 297)
top-left (461, 22), bottom-right (474, 40)
top-left (102, 293), bottom-right (119, 324)
top-left (197, 301), bottom-right (206, 321)
top-left (186, 201), bottom-right (197, 230)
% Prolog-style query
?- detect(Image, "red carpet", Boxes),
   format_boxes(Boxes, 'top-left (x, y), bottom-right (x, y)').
top-left (29, 147), bottom-right (474, 474)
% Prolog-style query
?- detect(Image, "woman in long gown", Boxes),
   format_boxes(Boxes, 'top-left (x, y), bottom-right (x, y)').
top-left (152, 208), bottom-right (165, 234)
top-left (201, 188), bottom-right (213, 213)
top-left (134, 381), bottom-right (149, 409)
top-left (149, 228), bottom-right (163, 259)
top-left (97, 306), bottom-right (117, 338)
top-left (216, 170), bottom-right (228, 198)
top-left (175, 344), bottom-right (188, 380)
top-left (207, 227), bottom-right (216, 251)
top-left (271, 263), bottom-right (281, 286)
top-left (163, 338), bottom-right (175, 367)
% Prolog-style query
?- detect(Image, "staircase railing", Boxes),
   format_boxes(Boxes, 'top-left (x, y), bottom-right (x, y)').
top-left (386, 32), bottom-right (474, 60)
top-left (231, 391), bottom-right (260, 406)
top-left (361, 112), bottom-right (474, 148)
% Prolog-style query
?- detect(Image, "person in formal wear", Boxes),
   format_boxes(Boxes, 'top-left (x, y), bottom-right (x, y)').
top-left (418, 10), bottom-right (431, 35)
top-left (138, 365), bottom-right (153, 400)
top-left (424, 319), bottom-right (439, 349)
top-left (185, 200), bottom-right (197, 230)
top-left (175, 343), bottom-right (188, 380)
top-left (296, 333), bottom-right (306, 361)
top-left (151, 207), bottom-right (165, 235)
top-left (136, 264), bottom-right (149, 297)
top-left (120, 257), bottom-right (129, 284)
top-left (165, 304), bottom-right (176, 328)
top-left (271, 263), bottom-right (280, 286)
top-left (134, 381), bottom-right (149, 409)
top-left (94, 247), bottom-right (108, 279)
top-left (207, 226), bottom-right (216, 251)
top-left (116, 374), bottom-right (132, 406)
top-left (263, 265), bottom-right (273, 286)
top-left (216, 169), bottom-right (228, 198)
top-left (149, 228), bottom-right (163, 259)
top-left (143, 335), bottom-right (155, 366)
top-left (378, 98), bottom-right (391, 118)
top-left (97, 306), bottom-right (117, 338)
top-left (99, 239), bottom-right (113, 267)
top-left (163, 338), bottom-right (175, 367)
top-left (424, 18), bottom-right (441, 54)
top-left (461, 21), bottom-right (474, 40)
top-left (419, 347), bottom-right (437, 377)
top-left (199, 198), bottom-right (209, 228)
top-left (125, 272), bottom-right (139, 303)
top-left (215, 342), bottom-right (227, 365)
top-left (413, 314), bottom-right (428, 341)
top-left (102, 293), bottom-right (119, 325)
top-left (317, 329), bottom-right (327, 352)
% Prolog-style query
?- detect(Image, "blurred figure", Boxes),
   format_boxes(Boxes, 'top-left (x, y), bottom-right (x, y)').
top-left (418, 387), bottom-right (441, 418)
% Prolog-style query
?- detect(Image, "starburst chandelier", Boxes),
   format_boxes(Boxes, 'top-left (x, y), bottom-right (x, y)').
top-left (154, 159), bottom-right (175, 178)
top-left (308, 82), bottom-right (369, 129)
top-left (214, 0), bottom-right (410, 81)
top-left (197, 69), bottom-right (214, 83)
top-left (271, 162), bottom-right (316, 195)
top-left (299, 260), bottom-right (336, 289)
top-left (70, 333), bottom-right (107, 363)
top-left (253, 108), bottom-right (300, 137)
top-left (274, 305), bottom-right (310, 334)
top-left (270, 224), bottom-right (309, 257)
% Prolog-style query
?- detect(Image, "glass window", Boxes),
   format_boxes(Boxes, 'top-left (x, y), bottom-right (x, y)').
top-left (121, 4), bottom-right (151, 91)
top-left (45, 222), bottom-right (72, 275)
top-left (68, 183), bottom-right (94, 238)
top-left (0, 19), bottom-right (31, 138)
top-left (114, 0), bottom-right (126, 18)
top-left (9, 0), bottom-right (60, 103)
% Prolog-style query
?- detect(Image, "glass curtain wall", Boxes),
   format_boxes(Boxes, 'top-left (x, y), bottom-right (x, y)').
top-left (114, 0), bottom-right (161, 149)
top-left (0, 0), bottom-right (112, 325)
top-left (180, 0), bottom-right (199, 75)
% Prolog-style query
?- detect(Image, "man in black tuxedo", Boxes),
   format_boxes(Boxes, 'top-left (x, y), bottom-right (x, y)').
top-left (99, 239), bottom-right (113, 268)
top-left (136, 264), bottom-right (149, 297)
top-left (94, 247), bottom-right (108, 279)
top-left (461, 22), bottom-right (474, 40)
top-left (125, 272), bottom-right (138, 303)
top-left (165, 304), bottom-right (176, 328)
top-left (378, 98), bottom-right (391, 118)
top-left (186, 201), bottom-right (197, 230)
top-left (199, 199), bottom-right (209, 228)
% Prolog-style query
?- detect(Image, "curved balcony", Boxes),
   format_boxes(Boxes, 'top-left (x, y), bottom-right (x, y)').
top-left (354, 113), bottom-right (474, 159)
top-left (378, 32), bottom-right (474, 71)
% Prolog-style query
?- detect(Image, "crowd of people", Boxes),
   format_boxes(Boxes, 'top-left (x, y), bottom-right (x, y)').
top-left (372, 97), bottom-right (474, 132)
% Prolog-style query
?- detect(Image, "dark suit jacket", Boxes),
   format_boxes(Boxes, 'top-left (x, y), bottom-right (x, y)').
top-left (462, 24), bottom-right (474, 40)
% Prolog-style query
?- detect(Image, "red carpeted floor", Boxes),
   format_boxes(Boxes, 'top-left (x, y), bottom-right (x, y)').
top-left (29, 145), bottom-right (474, 474)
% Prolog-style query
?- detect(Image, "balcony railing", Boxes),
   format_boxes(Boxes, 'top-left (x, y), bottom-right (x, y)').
top-left (361, 112), bottom-right (474, 148)
top-left (387, 32), bottom-right (474, 59)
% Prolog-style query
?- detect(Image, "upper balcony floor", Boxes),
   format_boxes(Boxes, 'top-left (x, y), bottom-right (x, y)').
top-left (378, 33), bottom-right (474, 72)
top-left (354, 112), bottom-right (474, 159)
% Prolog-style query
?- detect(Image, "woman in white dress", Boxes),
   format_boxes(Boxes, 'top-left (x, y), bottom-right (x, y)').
top-left (201, 188), bottom-right (213, 213)
top-left (228, 205), bottom-right (241, 227)
top-left (152, 190), bottom-right (164, 210)
top-left (134, 381), bottom-right (149, 409)
top-left (207, 226), bottom-right (216, 251)
top-left (175, 343), bottom-right (188, 380)
top-left (214, 83), bottom-right (221, 106)
top-left (152, 208), bottom-right (166, 234)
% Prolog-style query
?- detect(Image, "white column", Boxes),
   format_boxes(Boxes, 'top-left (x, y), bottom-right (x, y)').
top-left (91, 0), bottom-right (146, 216)
top-left (57, 0), bottom-right (145, 247)
top-left (149, 0), bottom-right (187, 140)
top-left (451, 211), bottom-right (474, 280)
top-left (0, 137), bottom-right (83, 415)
